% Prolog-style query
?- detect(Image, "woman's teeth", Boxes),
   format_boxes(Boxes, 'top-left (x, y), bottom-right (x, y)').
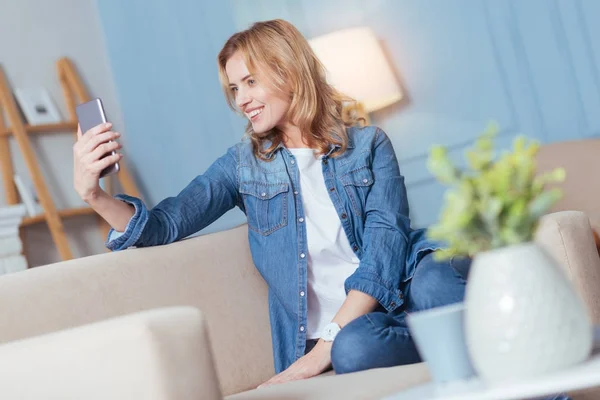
top-left (248, 107), bottom-right (263, 118)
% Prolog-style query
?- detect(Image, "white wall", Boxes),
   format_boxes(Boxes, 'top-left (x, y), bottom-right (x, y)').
top-left (0, 0), bottom-right (124, 266)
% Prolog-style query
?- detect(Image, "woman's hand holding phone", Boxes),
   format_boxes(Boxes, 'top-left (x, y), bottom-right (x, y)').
top-left (73, 122), bottom-right (123, 203)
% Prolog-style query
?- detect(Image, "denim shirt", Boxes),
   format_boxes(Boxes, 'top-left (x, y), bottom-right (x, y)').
top-left (106, 125), bottom-right (440, 373)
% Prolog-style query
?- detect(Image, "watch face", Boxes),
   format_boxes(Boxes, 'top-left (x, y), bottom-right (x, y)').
top-left (323, 323), bottom-right (340, 341)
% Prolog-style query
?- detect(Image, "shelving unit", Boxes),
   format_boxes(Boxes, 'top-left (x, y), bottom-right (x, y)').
top-left (0, 57), bottom-right (141, 262)
top-left (0, 121), bottom-right (78, 137)
top-left (21, 207), bottom-right (97, 227)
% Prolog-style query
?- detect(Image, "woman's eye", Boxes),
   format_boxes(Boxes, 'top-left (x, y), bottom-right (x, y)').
top-left (231, 87), bottom-right (238, 93)
top-left (248, 79), bottom-right (256, 85)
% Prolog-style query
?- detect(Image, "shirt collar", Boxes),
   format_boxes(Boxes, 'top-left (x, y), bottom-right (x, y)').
top-left (264, 127), bottom-right (354, 159)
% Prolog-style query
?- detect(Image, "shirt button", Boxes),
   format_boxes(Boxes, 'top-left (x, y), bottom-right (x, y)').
top-left (300, 291), bottom-right (305, 297)
top-left (300, 326), bottom-right (305, 332)
top-left (294, 191), bottom-right (299, 195)
top-left (329, 187), bottom-right (335, 192)
top-left (341, 213), bottom-right (347, 219)
top-left (300, 253), bottom-right (306, 259)
top-left (390, 301), bottom-right (396, 308)
top-left (323, 159), bottom-right (328, 165)
top-left (352, 245), bottom-right (359, 251)
top-left (362, 178), bottom-right (368, 184)
top-left (291, 160), bottom-right (296, 165)
top-left (298, 217), bottom-right (304, 223)
top-left (261, 192), bottom-right (266, 197)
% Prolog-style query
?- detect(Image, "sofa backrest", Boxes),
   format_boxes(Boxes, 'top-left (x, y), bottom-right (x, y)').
top-left (536, 137), bottom-right (600, 215)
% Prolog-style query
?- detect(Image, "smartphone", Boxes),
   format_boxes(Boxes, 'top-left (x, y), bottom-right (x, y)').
top-left (76, 98), bottom-right (120, 178)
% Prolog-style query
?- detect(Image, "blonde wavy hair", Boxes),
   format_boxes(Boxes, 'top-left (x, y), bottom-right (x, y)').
top-left (217, 19), bottom-right (358, 160)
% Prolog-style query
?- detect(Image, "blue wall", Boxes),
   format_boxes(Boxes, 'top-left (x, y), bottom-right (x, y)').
top-left (96, 0), bottom-right (246, 233)
top-left (96, 0), bottom-right (600, 233)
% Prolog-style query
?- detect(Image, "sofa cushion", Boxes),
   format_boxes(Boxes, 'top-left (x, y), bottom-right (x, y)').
top-left (225, 363), bottom-right (430, 400)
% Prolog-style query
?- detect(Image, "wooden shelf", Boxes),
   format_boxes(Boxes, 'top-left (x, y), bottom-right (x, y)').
top-left (0, 121), bottom-right (77, 137)
top-left (21, 206), bottom-right (96, 226)
top-left (0, 58), bottom-right (139, 261)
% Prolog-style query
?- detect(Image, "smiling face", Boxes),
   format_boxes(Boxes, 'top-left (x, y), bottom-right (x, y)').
top-left (218, 19), bottom-right (350, 159)
top-left (225, 51), bottom-right (291, 134)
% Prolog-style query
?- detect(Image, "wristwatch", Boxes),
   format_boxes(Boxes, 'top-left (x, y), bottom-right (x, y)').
top-left (321, 322), bottom-right (341, 342)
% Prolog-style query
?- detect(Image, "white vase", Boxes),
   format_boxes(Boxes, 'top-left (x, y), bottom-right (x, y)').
top-left (465, 242), bottom-right (593, 383)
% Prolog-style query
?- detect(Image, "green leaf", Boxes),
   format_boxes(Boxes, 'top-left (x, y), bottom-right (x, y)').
top-left (427, 146), bottom-right (460, 184)
top-left (528, 188), bottom-right (563, 220)
top-left (427, 122), bottom-right (565, 258)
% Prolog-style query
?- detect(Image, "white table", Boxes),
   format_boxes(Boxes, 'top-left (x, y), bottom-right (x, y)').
top-left (384, 328), bottom-right (600, 400)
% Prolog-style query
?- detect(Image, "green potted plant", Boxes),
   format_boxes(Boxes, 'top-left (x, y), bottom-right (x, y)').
top-left (426, 124), bottom-right (592, 383)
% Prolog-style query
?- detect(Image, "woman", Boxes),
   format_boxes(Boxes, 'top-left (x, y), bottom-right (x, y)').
top-left (72, 19), bottom-right (567, 398)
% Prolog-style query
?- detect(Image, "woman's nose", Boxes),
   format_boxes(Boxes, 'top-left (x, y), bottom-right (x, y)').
top-left (236, 89), bottom-right (251, 109)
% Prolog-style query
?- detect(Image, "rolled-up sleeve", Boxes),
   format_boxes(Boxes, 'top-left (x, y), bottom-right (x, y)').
top-left (105, 194), bottom-right (149, 251)
top-left (105, 145), bottom-right (240, 251)
top-left (344, 128), bottom-right (410, 312)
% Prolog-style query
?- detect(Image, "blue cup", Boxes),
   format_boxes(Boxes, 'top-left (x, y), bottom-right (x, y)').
top-left (406, 302), bottom-right (476, 384)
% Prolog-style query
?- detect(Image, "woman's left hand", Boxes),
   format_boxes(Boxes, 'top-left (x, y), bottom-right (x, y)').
top-left (257, 340), bottom-right (333, 388)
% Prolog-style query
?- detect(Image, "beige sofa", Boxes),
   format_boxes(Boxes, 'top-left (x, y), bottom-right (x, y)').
top-left (0, 209), bottom-right (599, 399)
top-left (537, 138), bottom-right (600, 246)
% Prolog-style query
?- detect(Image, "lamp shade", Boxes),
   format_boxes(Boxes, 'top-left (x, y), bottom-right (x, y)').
top-left (309, 27), bottom-right (403, 113)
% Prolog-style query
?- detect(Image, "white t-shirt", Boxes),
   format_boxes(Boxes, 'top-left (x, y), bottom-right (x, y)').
top-left (289, 148), bottom-right (360, 339)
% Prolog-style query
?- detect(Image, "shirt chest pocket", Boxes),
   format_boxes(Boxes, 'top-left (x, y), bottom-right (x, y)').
top-left (339, 166), bottom-right (374, 217)
top-left (240, 181), bottom-right (289, 236)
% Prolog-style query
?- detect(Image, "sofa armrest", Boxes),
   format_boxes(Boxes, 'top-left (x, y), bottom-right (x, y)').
top-left (0, 307), bottom-right (221, 400)
top-left (0, 225), bottom-right (273, 396)
top-left (535, 211), bottom-right (600, 324)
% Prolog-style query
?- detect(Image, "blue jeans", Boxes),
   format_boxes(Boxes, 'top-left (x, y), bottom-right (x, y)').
top-left (326, 252), bottom-right (570, 400)
top-left (330, 251), bottom-right (470, 372)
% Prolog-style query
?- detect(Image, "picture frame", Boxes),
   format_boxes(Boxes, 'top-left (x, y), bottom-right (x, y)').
top-left (13, 88), bottom-right (62, 125)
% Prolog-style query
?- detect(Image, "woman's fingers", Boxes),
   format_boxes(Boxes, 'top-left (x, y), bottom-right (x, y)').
top-left (76, 122), bottom-right (112, 143)
top-left (85, 140), bottom-right (122, 164)
top-left (90, 152), bottom-right (123, 173)
top-left (85, 122), bottom-right (112, 137)
top-left (81, 130), bottom-right (121, 154)
top-left (75, 121), bottom-right (111, 145)
top-left (74, 122), bottom-right (115, 153)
